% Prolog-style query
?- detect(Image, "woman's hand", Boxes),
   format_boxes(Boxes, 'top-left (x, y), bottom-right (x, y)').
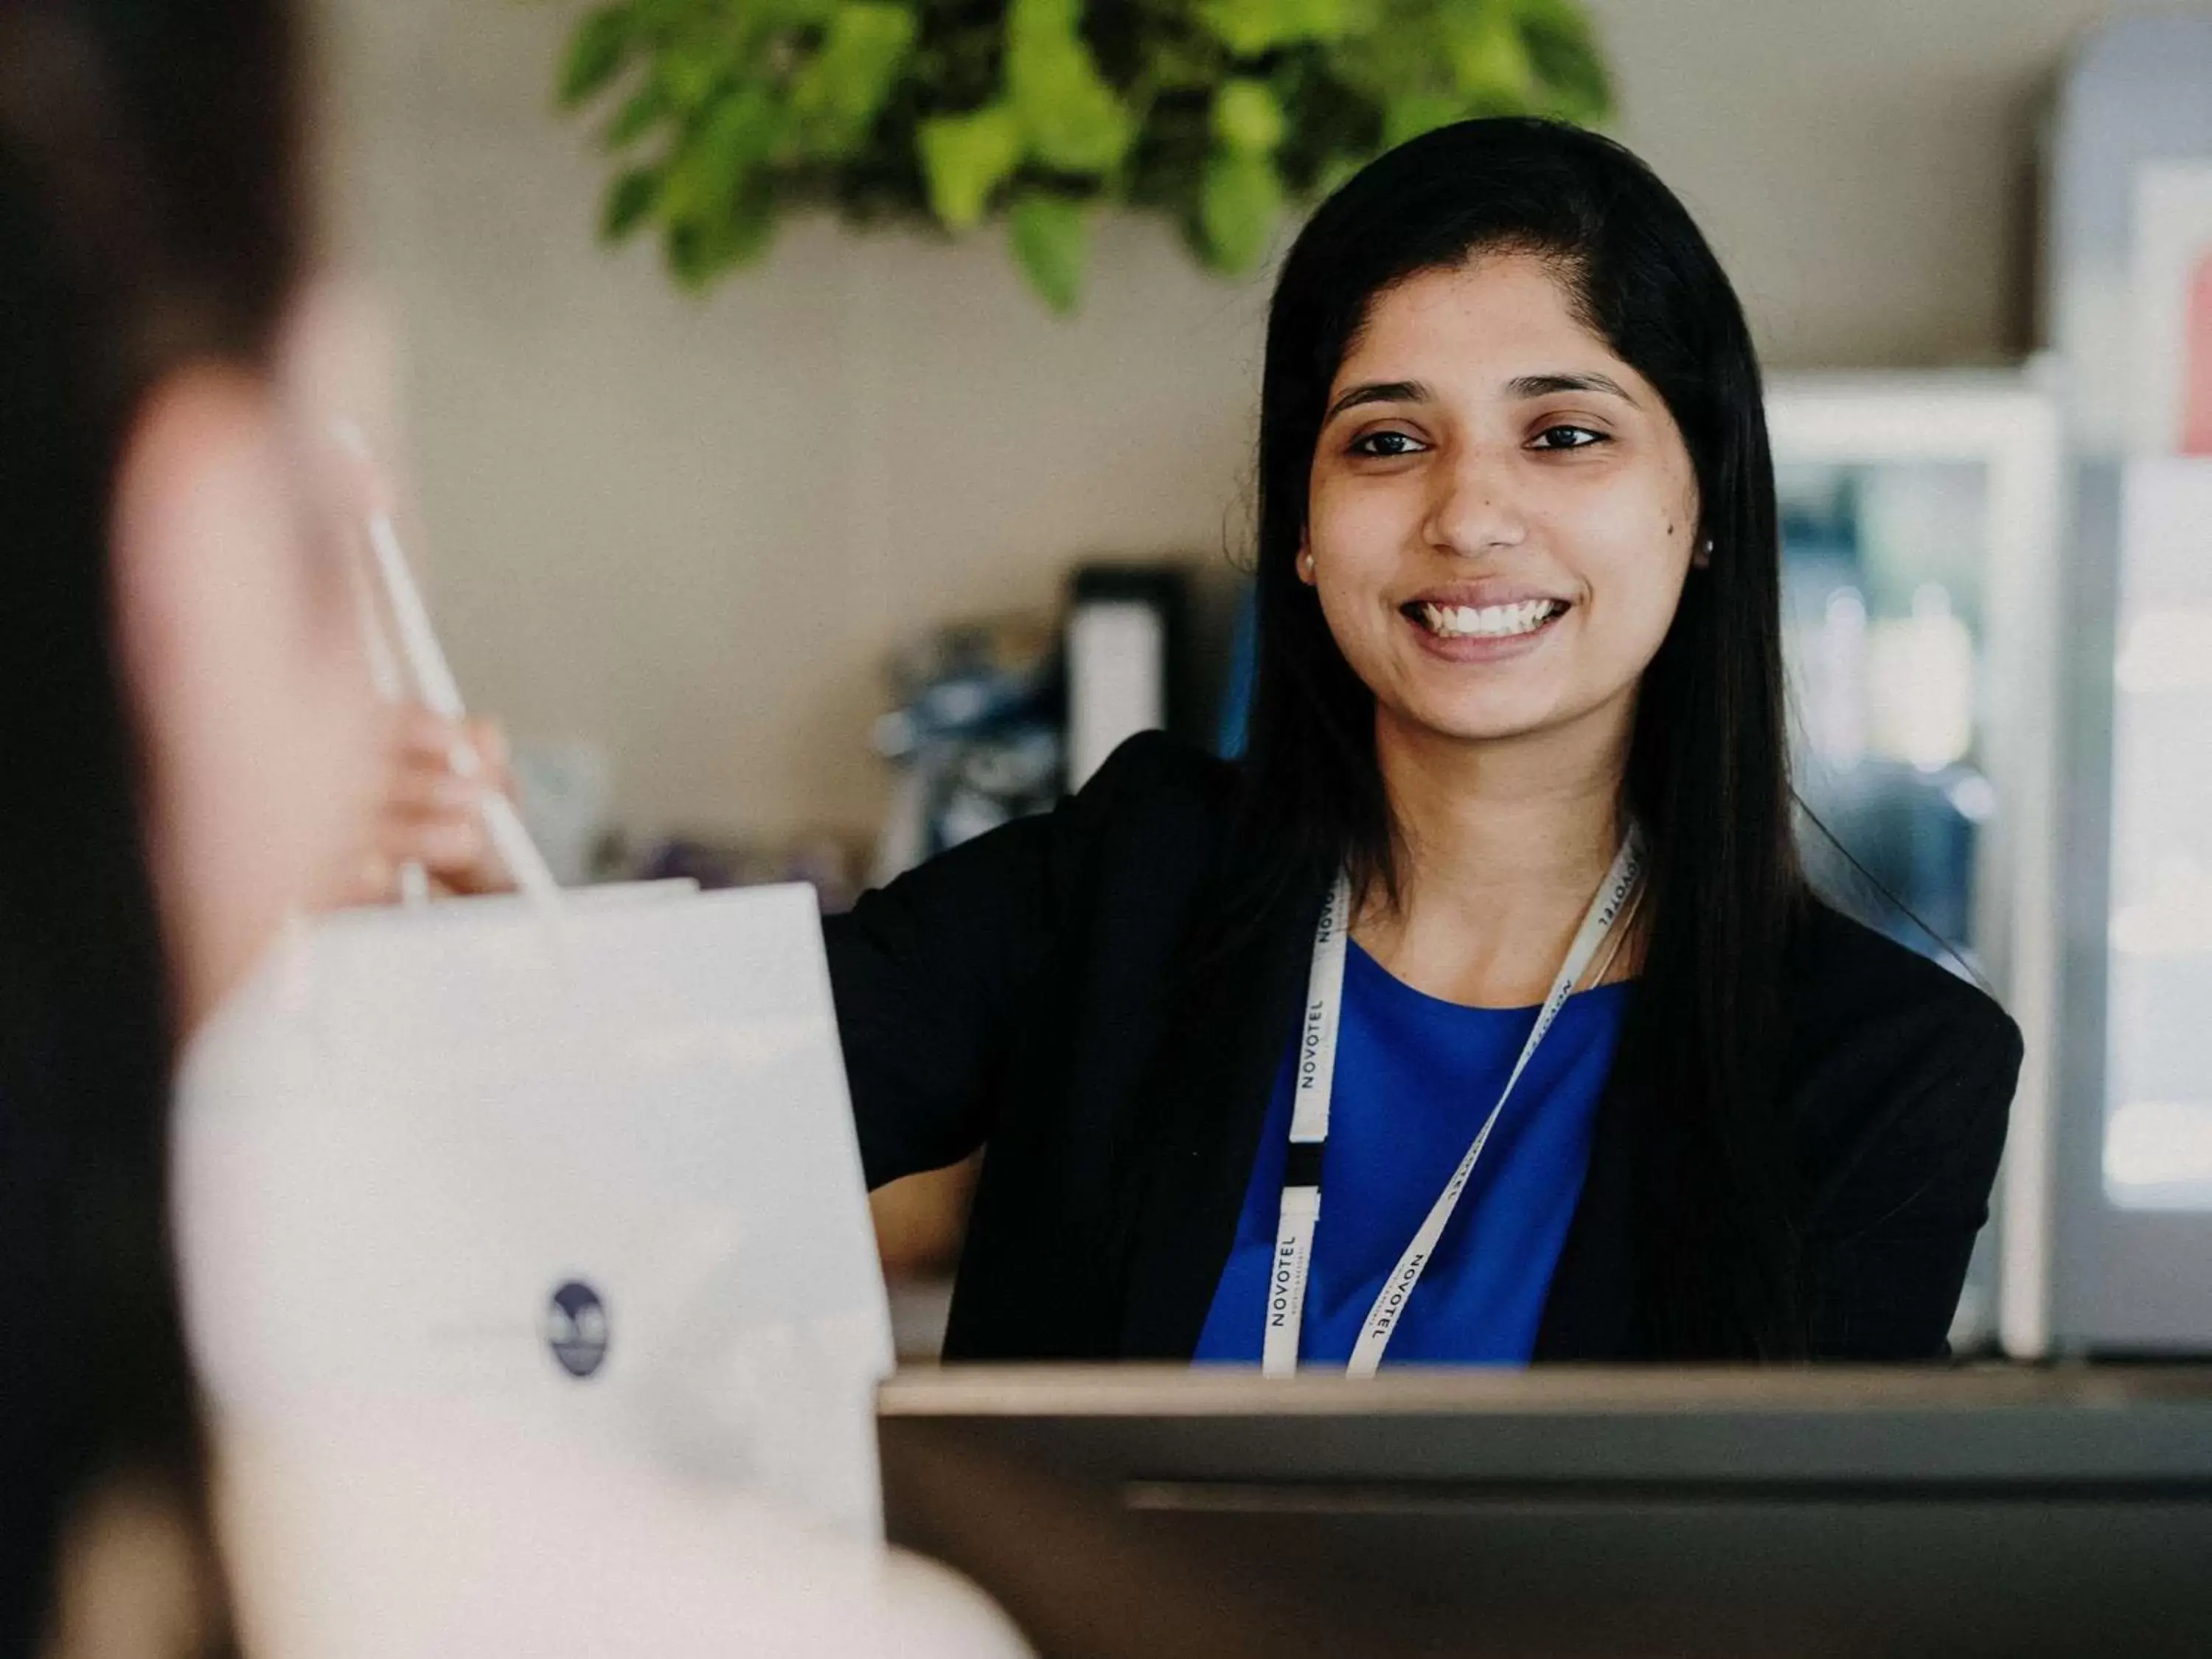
top-left (323, 703), bottom-right (518, 906)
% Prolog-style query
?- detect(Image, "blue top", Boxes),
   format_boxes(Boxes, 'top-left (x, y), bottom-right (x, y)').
top-left (1194, 942), bottom-right (1631, 1367)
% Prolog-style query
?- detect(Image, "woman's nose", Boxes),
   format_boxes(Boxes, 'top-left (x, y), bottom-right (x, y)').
top-left (1422, 445), bottom-right (1529, 557)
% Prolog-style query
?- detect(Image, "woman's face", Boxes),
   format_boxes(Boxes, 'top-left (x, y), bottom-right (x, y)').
top-left (1302, 252), bottom-right (1703, 755)
top-left (111, 288), bottom-right (386, 1026)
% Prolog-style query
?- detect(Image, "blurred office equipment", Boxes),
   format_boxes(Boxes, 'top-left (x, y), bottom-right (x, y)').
top-left (2043, 17), bottom-right (2212, 458)
top-left (870, 613), bottom-right (1064, 880)
top-left (1766, 373), bottom-right (2064, 1359)
top-left (2129, 164), bottom-right (2212, 458)
top-left (2042, 18), bottom-right (2212, 1357)
top-left (1066, 564), bottom-right (1189, 790)
top-left (2048, 459), bottom-right (2212, 1356)
top-left (2102, 465), bottom-right (2212, 1217)
top-left (880, 1365), bottom-right (2212, 1659)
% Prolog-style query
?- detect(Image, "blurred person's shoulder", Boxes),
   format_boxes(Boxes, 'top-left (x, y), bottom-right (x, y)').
top-left (1779, 895), bottom-right (2024, 1171)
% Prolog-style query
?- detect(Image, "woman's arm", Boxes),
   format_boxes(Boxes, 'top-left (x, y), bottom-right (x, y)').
top-left (826, 809), bottom-right (1062, 1189)
top-left (824, 731), bottom-right (1198, 1192)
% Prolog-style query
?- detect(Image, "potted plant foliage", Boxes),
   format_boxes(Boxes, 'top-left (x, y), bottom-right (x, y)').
top-left (552, 0), bottom-right (1611, 311)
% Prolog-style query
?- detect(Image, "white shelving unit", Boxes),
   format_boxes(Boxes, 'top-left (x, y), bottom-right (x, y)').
top-left (1766, 369), bottom-right (2065, 1357)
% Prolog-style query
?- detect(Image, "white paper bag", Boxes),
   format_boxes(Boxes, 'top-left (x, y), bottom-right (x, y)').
top-left (174, 880), bottom-right (895, 1537)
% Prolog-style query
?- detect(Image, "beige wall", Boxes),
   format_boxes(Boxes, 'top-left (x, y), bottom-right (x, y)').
top-left (317, 0), bottom-right (2189, 844)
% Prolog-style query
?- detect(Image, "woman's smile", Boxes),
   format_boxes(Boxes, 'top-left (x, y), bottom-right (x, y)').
top-left (1399, 578), bottom-right (1577, 662)
top-left (1403, 595), bottom-right (1573, 659)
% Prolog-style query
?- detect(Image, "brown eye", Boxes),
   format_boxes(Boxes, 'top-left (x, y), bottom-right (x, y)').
top-left (1349, 430), bottom-right (1424, 458)
top-left (1531, 425), bottom-right (1607, 451)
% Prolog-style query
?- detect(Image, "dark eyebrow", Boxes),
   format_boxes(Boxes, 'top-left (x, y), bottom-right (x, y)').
top-left (1322, 380), bottom-right (1433, 424)
top-left (1506, 371), bottom-right (1639, 406)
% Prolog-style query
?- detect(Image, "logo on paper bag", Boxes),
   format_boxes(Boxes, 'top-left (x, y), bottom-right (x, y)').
top-left (546, 1279), bottom-right (610, 1379)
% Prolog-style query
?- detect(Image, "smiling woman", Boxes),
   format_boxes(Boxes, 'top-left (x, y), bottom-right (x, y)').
top-left (826, 117), bottom-right (2023, 1368)
top-left (1304, 258), bottom-right (1704, 771)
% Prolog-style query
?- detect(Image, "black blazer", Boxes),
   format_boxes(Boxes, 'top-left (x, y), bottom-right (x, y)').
top-left (826, 732), bottom-right (2023, 1363)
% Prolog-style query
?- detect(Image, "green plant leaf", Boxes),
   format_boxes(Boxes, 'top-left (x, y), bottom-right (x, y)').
top-left (1442, 0), bottom-right (1534, 108)
top-left (1193, 0), bottom-right (1287, 57)
top-left (790, 2), bottom-right (919, 156)
top-left (660, 38), bottom-right (730, 115)
top-left (918, 103), bottom-right (1023, 229)
top-left (1195, 0), bottom-right (1355, 58)
top-left (748, 0), bottom-right (842, 24)
top-left (660, 83), bottom-right (784, 220)
top-left (1008, 189), bottom-right (1091, 312)
top-left (664, 176), bottom-right (778, 289)
top-left (602, 78), bottom-right (671, 150)
top-left (1006, 0), bottom-right (1133, 175)
top-left (1199, 149), bottom-right (1282, 274)
top-left (1382, 89), bottom-right (1464, 148)
top-left (600, 164), bottom-right (661, 240)
top-left (551, 0), bottom-right (1618, 308)
top-left (1326, 11), bottom-right (1447, 105)
top-left (1513, 0), bottom-right (1612, 125)
top-left (1314, 150), bottom-right (1368, 196)
top-left (1211, 78), bottom-right (1287, 156)
top-left (558, 4), bottom-right (638, 108)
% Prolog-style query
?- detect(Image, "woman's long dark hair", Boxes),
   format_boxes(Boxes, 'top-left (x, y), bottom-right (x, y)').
top-left (1241, 118), bottom-right (1808, 1357)
top-left (0, 0), bottom-right (305, 1644)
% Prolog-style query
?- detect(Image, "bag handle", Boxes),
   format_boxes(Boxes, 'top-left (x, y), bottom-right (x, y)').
top-left (333, 421), bottom-right (563, 911)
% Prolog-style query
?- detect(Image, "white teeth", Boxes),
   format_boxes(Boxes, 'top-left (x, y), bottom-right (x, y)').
top-left (1417, 599), bottom-right (1562, 639)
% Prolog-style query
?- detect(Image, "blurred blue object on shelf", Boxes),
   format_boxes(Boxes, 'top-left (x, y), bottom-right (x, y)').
top-left (869, 613), bottom-right (1065, 883)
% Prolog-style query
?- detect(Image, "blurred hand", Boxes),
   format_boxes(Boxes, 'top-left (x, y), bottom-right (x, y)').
top-left (322, 703), bottom-right (518, 907)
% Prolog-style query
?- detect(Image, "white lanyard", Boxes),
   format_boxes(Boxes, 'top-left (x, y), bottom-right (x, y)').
top-left (1261, 827), bottom-right (1644, 1377)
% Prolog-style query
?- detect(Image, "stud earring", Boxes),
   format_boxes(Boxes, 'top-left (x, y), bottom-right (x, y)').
top-left (1299, 549), bottom-right (1315, 577)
